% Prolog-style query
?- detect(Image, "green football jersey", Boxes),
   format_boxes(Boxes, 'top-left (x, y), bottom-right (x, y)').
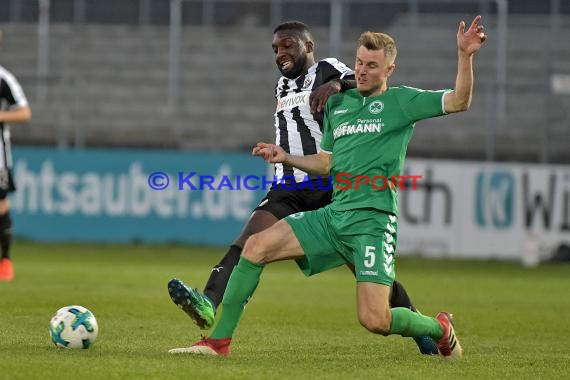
top-left (321, 86), bottom-right (450, 215)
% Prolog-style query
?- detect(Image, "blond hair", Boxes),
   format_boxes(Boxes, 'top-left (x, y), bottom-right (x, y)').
top-left (358, 32), bottom-right (397, 64)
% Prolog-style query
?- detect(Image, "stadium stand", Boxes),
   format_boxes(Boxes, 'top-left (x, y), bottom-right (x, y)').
top-left (1, 13), bottom-right (568, 162)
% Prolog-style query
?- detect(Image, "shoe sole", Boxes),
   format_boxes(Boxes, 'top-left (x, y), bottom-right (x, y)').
top-left (168, 279), bottom-right (212, 330)
top-left (168, 346), bottom-right (220, 355)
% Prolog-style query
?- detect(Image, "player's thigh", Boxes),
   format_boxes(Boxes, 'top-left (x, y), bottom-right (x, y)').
top-left (235, 184), bottom-right (329, 247)
top-left (0, 168), bottom-right (14, 214)
top-left (233, 210), bottom-right (279, 247)
top-left (235, 187), bottom-right (300, 247)
top-left (243, 219), bottom-right (305, 264)
top-left (285, 207), bottom-right (347, 276)
top-left (0, 197), bottom-right (8, 214)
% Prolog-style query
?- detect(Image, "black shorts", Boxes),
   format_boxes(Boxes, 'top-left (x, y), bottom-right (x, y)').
top-left (0, 168), bottom-right (15, 200)
top-left (254, 181), bottom-right (332, 220)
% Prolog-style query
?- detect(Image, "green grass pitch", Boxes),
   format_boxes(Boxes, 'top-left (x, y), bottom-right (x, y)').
top-left (1, 242), bottom-right (569, 379)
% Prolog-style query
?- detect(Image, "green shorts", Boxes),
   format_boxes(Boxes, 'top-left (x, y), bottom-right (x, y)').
top-left (285, 205), bottom-right (397, 285)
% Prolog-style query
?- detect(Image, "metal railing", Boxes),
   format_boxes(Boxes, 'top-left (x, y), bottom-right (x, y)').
top-left (2, 0), bottom-right (568, 162)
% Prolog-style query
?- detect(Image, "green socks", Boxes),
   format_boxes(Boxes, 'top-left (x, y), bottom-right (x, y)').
top-left (389, 307), bottom-right (443, 340)
top-left (210, 259), bottom-right (443, 341)
top-left (211, 257), bottom-right (264, 339)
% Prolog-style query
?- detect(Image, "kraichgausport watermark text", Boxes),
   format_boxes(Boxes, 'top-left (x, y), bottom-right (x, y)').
top-left (148, 172), bottom-right (422, 191)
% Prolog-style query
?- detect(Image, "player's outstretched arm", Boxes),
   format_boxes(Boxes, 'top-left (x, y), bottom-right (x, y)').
top-left (0, 105), bottom-right (31, 124)
top-left (444, 15), bottom-right (487, 113)
top-left (253, 142), bottom-right (331, 175)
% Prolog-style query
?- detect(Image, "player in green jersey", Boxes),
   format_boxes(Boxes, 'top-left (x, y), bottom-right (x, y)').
top-left (170, 15), bottom-right (487, 358)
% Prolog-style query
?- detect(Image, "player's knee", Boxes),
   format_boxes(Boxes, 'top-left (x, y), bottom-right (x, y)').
top-left (241, 233), bottom-right (269, 264)
top-left (233, 233), bottom-right (251, 249)
top-left (358, 310), bottom-right (392, 336)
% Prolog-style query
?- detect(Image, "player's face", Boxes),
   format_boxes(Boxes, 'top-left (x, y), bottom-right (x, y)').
top-left (272, 30), bottom-right (312, 79)
top-left (355, 46), bottom-right (395, 97)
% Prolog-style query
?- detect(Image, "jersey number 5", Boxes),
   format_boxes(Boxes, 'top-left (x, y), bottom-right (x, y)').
top-left (364, 246), bottom-right (376, 268)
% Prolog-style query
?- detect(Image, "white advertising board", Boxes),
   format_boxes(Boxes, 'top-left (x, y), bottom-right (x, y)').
top-left (398, 159), bottom-right (570, 263)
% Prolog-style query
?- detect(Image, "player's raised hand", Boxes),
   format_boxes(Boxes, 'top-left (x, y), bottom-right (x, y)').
top-left (252, 142), bottom-right (287, 163)
top-left (457, 15), bottom-right (487, 56)
top-left (309, 80), bottom-right (340, 113)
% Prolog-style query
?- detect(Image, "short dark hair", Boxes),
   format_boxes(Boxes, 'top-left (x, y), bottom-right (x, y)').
top-left (273, 21), bottom-right (313, 42)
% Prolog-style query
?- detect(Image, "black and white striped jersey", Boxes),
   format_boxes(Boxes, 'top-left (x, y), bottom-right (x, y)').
top-left (274, 58), bottom-right (353, 183)
top-left (0, 65), bottom-right (28, 169)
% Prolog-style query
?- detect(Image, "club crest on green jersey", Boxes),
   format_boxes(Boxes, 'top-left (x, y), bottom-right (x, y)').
top-left (368, 100), bottom-right (384, 114)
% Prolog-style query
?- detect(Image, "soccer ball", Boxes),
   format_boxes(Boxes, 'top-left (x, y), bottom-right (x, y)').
top-left (49, 305), bottom-right (99, 349)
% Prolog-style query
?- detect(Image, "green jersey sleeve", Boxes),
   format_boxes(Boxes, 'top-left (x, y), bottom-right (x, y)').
top-left (397, 86), bottom-right (451, 122)
top-left (320, 99), bottom-right (335, 153)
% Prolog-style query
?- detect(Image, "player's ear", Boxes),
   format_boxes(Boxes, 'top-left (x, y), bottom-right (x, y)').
top-left (386, 63), bottom-right (396, 77)
top-left (305, 40), bottom-right (314, 54)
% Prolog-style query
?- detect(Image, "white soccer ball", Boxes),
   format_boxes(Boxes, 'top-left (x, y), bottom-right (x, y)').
top-left (49, 305), bottom-right (99, 349)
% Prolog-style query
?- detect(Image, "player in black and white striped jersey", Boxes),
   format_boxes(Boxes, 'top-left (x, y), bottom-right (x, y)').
top-left (0, 63), bottom-right (32, 281)
top-left (168, 21), bottom-right (439, 355)
top-left (274, 57), bottom-right (353, 185)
